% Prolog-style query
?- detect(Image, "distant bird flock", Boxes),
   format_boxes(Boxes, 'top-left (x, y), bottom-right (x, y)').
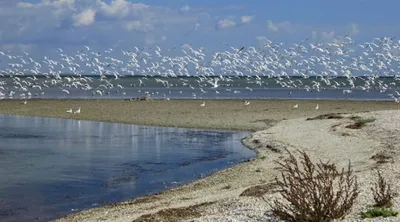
top-left (0, 36), bottom-right (400, 104)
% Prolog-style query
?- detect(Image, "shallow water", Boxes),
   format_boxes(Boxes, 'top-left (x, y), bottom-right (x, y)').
top-left (0, 115), bottom-right (254, 222)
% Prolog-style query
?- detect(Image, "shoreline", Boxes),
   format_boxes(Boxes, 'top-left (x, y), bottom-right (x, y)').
top-left (0, 98), bottom-right (398, 132)
top-left (0, 99), bottom-right (399, 221)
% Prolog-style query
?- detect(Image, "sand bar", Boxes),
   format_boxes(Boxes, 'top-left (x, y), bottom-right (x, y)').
top-left (0, 99), bottom-right (399, 221)
top-left (0, 99), bottom-right (398, 131)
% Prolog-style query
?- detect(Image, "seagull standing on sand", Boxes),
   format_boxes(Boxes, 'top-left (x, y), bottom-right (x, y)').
top-left (293, 104), bottom-right (298, 109)
top-left (200, 101), bottom-right (205, 107)
top-left (244, 100), bottom-right (250, 106)
top-left (315, 104), bottom-right (319, 110)
top-left (73, 107), bottom-right (81, 114)
top-left (66, 108), bottom-right (73, 113)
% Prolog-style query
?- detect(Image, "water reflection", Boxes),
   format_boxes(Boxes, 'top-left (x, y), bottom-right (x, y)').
top-left (0, 115), bottom-right (254, 222)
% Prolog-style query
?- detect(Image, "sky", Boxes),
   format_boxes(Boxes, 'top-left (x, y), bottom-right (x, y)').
top-left (0, 0), bottom-right (399, 57)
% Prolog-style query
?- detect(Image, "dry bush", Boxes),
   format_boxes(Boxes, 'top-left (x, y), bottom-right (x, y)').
top-left (372, 170), bottom-right (395, 207)
top-left (271, 150), bottom-right (359, 222)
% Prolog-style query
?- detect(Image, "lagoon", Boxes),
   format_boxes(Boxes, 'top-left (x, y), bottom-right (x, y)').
top-left (0, 115), bottom-right (255, 222)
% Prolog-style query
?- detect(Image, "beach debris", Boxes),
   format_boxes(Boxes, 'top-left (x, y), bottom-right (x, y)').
top-left (240, 183), bottom-right (278, 197)
top-left (306, 113), bottom-right (345, 120)
top-left (132, 202), bottom-right (215, 222)
top-left (370, 151), bottom-right (394, 164)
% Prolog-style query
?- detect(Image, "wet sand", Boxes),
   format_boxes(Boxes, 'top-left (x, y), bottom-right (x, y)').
top-left (0, 99), bottom-right (399, 221)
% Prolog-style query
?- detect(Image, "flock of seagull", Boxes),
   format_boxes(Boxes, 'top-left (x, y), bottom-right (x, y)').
top-left (1, 36), bottom-right (400, 114)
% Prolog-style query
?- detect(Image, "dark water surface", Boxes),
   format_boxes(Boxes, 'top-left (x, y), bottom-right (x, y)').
top-left (0, 115), bottom-right (254, 222)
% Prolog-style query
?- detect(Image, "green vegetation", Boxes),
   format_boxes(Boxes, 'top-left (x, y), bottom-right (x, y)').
top-left (360, 208), bottom-right (398, 218)
top-left (356, 169), bottom-right (398, 219)
top-left (346, 117), bottom-right (376, 129)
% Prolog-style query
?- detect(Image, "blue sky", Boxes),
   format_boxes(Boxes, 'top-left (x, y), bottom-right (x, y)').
top-left (0, 0), bottom-right (399, 57)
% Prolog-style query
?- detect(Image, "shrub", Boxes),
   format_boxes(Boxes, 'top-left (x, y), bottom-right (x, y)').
top-left (346, 117), bottom-right (375, 129)
top-left (360, 208), bottom-right (398, 218)
top-left (372, 170), bottom-right (395, 207)
top-left (271, 150), bottom-right (359, 222)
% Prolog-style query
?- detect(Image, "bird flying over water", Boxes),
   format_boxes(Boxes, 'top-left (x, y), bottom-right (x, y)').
top-left (0, 35), bottom-right (399, 105)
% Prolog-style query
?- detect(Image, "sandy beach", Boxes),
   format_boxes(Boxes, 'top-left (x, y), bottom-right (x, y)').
top-left (0, 99), bottom-right (399, 131)
top-left (0, 99), bottom-right (399, 221)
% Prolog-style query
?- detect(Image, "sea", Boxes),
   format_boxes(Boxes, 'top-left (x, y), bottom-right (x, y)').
top-left (0, 76), bottom-right (399, 101)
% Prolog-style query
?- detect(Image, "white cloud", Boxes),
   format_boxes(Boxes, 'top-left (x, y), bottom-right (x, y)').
top-left (124, 20), bottom-right (141, 30)
top-left (349, 23), bottom-right (359, 35)
top-left (0, 0), bottom-right (203, 49)
top-left (17, 0), bottom-right (75, 9)
top-left (311, 31), bottom-right (317, 39)
top-left (0, 0), bottom-right (383, 59)
top-left (255, 36), bottom-right (273, 46)
top-left (0, 43), bottom-right (34, 53)
top-left (277, 21), bottom-right (296, 33)
top-left (98, 0), bottom-right (147, 19)
top-left (267, 20), bottom-right (278, 32)
top-left (311, 30), bottom-right (337, 42)
top-left (194, 22), bottom-right (200, 30)
top-left (181, 43), bottom-right (192, 49)
top-left (267, 20), bottom-right (296, 33)
top-left (124, 20), bottom-right (153, 32)
top-left (240, 15), bottom-right (254, 24)
top-left (321, 31), bottom-right (336, 40)
top-left (216, 18), bottom-right (236, 30)
top-left (180, 5), bottom-right (190, 13)
top-left (72, 8), bottom-right (96, 27)
top-left (144, 35), bottom-right (155, 45)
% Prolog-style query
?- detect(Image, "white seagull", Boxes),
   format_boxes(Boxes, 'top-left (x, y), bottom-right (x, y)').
top-left (73, 107), bottom-right (81, 114)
